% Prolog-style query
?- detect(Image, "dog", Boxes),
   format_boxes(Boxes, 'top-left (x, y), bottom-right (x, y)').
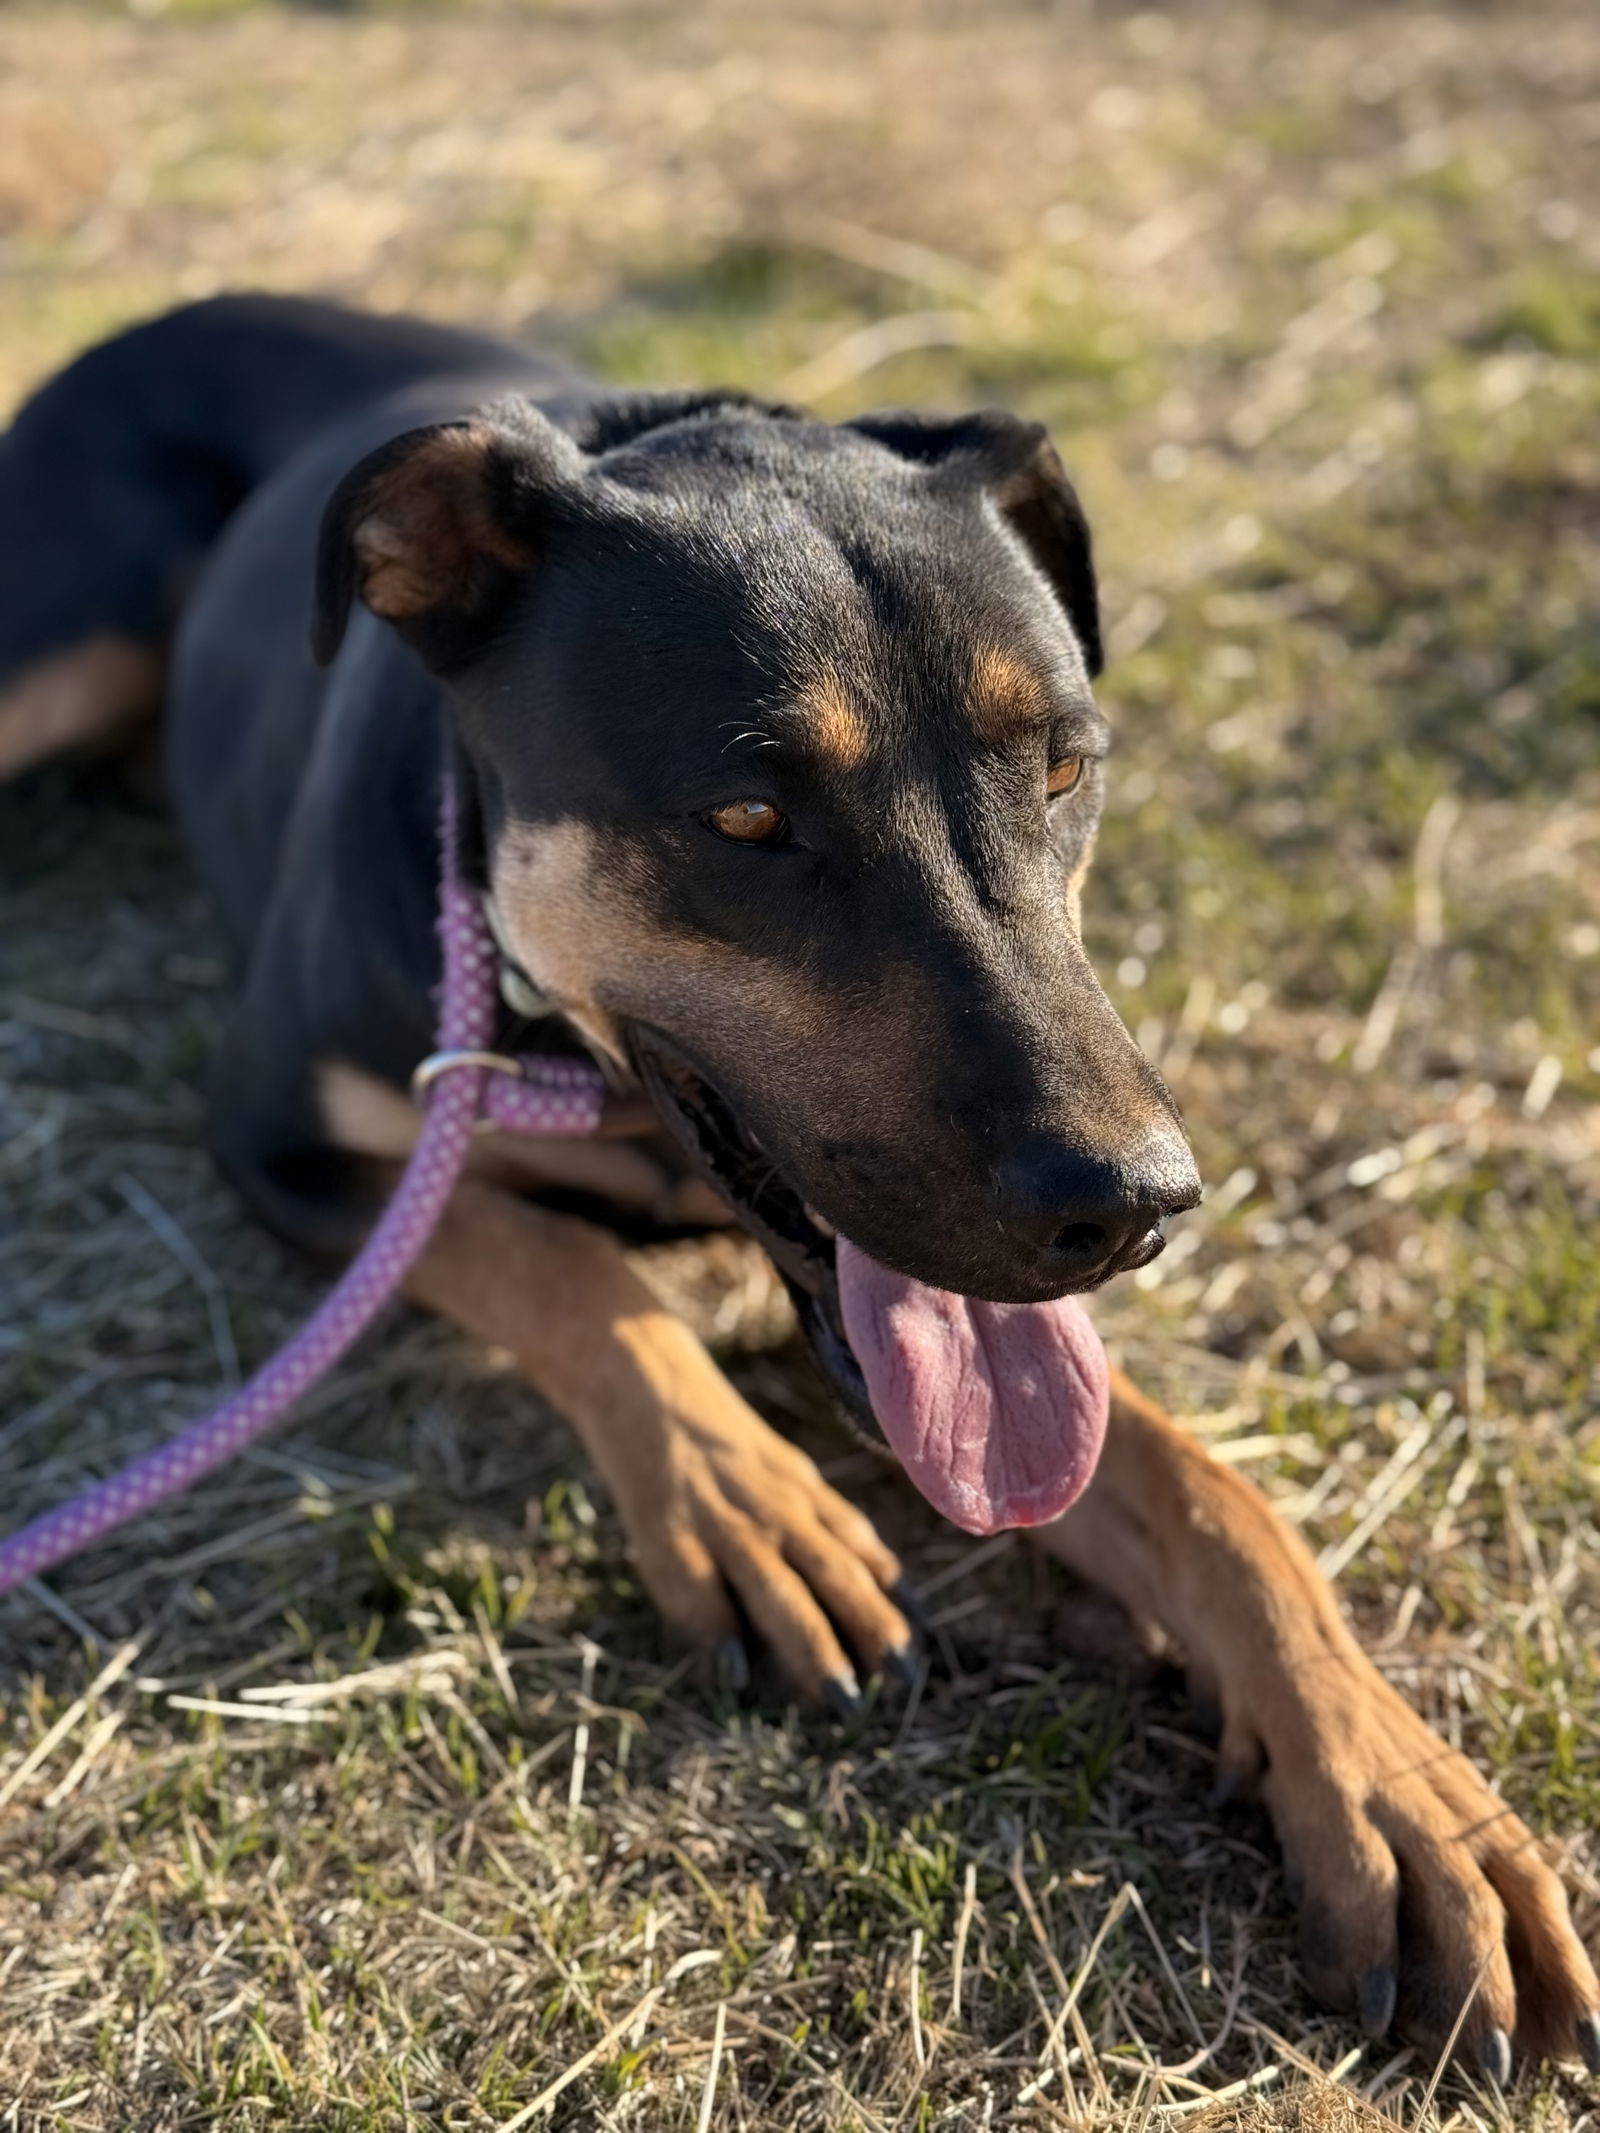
top-left (1, 295), bottom-right (1594, 2077)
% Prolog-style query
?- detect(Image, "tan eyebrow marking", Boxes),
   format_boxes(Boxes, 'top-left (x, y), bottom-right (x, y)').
top-left (795, 668), bottom-right (870, 772)
top-left (968, 644), bottom-right (1049, 744)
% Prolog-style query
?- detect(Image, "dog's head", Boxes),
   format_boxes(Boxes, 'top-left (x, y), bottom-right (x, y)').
top-left (314, 389), bottom-right (1201, 1530)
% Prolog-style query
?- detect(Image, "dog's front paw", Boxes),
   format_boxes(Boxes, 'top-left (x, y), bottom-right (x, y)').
top-left (1215, 1644), bottom-right (1600, 2077)
top-left (617, 1399), bottom-right (914, 1707)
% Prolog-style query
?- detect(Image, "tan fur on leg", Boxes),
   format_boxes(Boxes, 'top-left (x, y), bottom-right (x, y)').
top-left (403, 1177), bottom-right (908, 1698)
top-left (1033, 1370), bottom-right (1600, 2063)
top-left (0, 636), bottom-right (163, 781)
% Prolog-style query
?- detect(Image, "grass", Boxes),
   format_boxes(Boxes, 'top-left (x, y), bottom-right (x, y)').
top-left (2, 1), bottom-right (1600, 2126)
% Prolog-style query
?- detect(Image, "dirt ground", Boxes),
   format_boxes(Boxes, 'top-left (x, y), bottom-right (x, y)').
top-left (2, 2), bottom-right (1599, 2127)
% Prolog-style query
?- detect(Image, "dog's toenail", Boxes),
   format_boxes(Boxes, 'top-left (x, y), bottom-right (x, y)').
top-left (1208, 1755), bottom-right (1256, 1809)
top-left (825, 1670), bottom-right (863, 1718)
top-left (1577, 2011), bottom-right (1600, 2076)
top-left (715, 1638), bottom-right (750, 1693)
top-left (1477, 2028), bottom-right (1512, 2086)
top-left (889, 1578), bottom-right (929, 1634)
top-left (1189, 1697), bottom-right (1223, 1745)
top-left (1359, 1966), bottom-right (1396, 2039)
top-left (886, 1642), bottom-right (918, 1686)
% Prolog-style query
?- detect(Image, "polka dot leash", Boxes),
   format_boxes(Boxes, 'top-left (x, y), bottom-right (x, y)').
top-left (0, 778), bottom-right (607, 1599)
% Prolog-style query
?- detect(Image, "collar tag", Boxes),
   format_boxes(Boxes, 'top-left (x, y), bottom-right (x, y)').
top-left (481, 893), bottom-right (557, 1022)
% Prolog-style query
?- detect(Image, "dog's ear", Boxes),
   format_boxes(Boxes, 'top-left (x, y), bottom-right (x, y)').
top-left (846, 409), bottom-right (1102, 676)
top-left (312, 412), bottom-right (579, 669)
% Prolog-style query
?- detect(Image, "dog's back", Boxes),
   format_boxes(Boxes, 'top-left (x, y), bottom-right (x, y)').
top-left (0, 294), bottom-right (551, 784)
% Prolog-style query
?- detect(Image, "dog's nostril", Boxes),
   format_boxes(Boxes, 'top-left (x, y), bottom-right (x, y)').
top-left (995, 1128), bottom-right (1198, 1278)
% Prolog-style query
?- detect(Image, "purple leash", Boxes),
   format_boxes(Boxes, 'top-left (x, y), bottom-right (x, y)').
top-left (0, 784), bottom-right (607, 1600)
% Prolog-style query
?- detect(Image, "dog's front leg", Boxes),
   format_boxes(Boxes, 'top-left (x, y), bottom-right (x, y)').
top-left (1032, 1369), bottom-right (1600, 2074)
top-left (406, 1176), bottom-right (913, 1704)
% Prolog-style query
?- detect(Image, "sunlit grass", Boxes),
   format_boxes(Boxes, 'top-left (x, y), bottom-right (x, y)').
top-left (2, 2), bottom-right (1598, 2126)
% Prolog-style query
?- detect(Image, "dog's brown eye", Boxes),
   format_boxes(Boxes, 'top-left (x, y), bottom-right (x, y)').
top-left (708, 798), bottom-right (789, 845)
top-left (1047, 757), bottom-right (1085, 798)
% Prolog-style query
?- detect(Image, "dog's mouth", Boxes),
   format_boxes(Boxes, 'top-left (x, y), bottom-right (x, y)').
top-left (627, 1025), bottom-right (1111, 1536)
top-left (627, 1026), bottom-right (873, 1422)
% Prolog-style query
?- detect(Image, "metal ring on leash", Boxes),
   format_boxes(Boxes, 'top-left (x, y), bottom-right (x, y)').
top-left (409, 1047), bottom-right (525, 1102)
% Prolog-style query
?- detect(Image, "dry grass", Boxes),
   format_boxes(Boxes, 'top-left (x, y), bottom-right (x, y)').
top-left (2, 2), bottom-right (1600, 2126)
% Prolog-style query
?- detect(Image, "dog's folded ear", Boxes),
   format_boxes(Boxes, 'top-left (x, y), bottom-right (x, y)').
top-left (845, 409), bottom-right (1102, 676)
top-left (312, 410), bottom-right (580, 669)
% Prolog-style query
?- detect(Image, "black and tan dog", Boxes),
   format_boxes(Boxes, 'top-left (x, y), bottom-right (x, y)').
top-left (1, 296), bottom-right (1594, 2076)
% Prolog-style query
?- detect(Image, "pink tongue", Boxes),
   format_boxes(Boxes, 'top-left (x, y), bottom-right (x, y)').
top-left (836, 1236), bottom-right (1109, 1536)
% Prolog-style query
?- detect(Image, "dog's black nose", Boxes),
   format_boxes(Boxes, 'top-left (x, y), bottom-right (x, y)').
top-left (993, 1130), bottom-right (1201, 1287)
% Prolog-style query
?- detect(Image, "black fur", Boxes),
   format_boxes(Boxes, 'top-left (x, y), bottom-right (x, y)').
top-left (0, 295), bottom-right (1198, 1356)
